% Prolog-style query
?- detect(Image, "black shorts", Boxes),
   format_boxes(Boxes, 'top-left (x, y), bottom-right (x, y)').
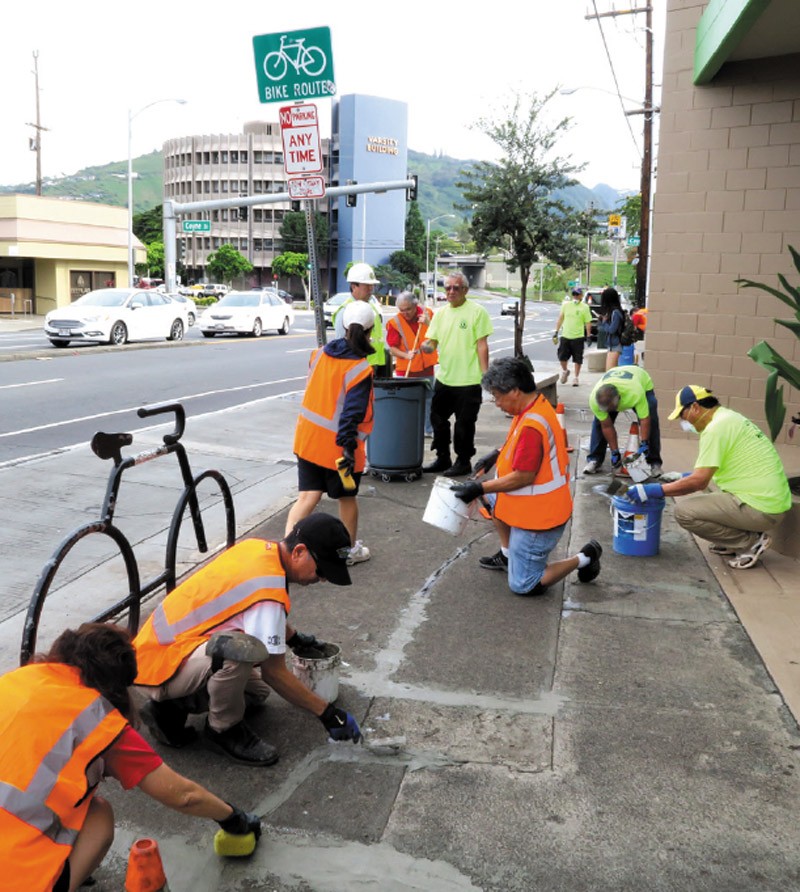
top-left (54, 862), bottom-right (70, 892)
top-left (557, 337), bottom-right (585, 364)
top-left (297, 455), bottom-right (362, 498)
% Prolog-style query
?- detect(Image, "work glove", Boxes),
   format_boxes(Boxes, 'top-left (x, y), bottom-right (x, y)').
top-left (319, 704), bottom-right (362, 742)
top-left (474, 448), bottom-right (500, 475)
top-left (450, 480), bottom-right (484, 504)
top-left (218, 804), bottom-right (262, 840)
top-left (636, 440), bottom-right (650, 457)
top-left (287, 630), bottom-right (328, 654)
top-left (339, 445), bottom-right (356, 477)
top-left (625, 483), bottom-right (664, 504)
top-left (610, 450), bottom-right (622, 469)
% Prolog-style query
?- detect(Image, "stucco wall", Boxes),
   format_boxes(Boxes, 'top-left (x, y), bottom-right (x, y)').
top-left (648, 0), bottom-right (800, 447)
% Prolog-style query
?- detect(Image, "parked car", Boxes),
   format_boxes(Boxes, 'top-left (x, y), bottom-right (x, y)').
top-left (251, 286), bottom-right (293, 304)
top-left (198, 290), bottom-right (294, 337)
top-left (199, 283), bottom-right (229, 299)
top-left (500, 297), bottom-right (520, 316)
top-left (167, 292), bottom-right (197, 326)
top-left (44, 288), bottom-right (187, 347)
top-left (322, 291), bottom-right (350, 327)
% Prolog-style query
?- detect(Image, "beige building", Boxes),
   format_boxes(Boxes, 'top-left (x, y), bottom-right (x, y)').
top-left (648, 0), bottom-right (800, 450)
top-left (0, 195), bottom-right (144, 314)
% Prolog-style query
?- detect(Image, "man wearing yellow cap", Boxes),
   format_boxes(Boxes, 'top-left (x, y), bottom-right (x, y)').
top-left (625, 385), bottom-right (791, 569)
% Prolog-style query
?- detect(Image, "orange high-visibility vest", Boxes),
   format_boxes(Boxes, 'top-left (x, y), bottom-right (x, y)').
top-left (493, 395), bottom-right (572, 531)
top-left (293, 348), bottom-right (374, 473)
top-left (134, 539), bottom-right (291, 687)
top-left (0, 663), bottom-right (128, 892)
top-left (386, 312), bottom-right (437, 376)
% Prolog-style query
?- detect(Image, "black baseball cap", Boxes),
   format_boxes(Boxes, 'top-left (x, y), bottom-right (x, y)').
top-left (292, 514), bottom-right (352, 586)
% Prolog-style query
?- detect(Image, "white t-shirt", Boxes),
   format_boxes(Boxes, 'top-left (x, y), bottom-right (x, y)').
top-left (214, 601), bottom-right (287, 654)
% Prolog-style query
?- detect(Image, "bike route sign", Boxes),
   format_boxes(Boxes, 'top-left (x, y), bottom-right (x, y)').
top-left (252, 27), bottom-right (336, 104)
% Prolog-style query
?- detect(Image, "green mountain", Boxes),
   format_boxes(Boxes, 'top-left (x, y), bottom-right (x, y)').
top-left (1, 148), bottom-right (630, 219)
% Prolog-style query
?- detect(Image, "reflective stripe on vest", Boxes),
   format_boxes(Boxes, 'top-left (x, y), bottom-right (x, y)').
top-left (388, 314), bottom-right (436, 375)
top-left (499, 413), bottom-right (567, 496)
top-left (297, 351), bottom-right (372, 442)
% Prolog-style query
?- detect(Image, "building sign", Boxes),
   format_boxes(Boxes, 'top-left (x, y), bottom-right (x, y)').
top-left (366, 136), bottom-right (399, 156)
top-left (279, 104), bottom-right (323, 175)
top-left (252, 27), bottom-right (336, 104)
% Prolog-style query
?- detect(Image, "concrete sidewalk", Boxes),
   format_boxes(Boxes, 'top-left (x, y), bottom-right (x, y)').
top-left (61, 358), bottom-right (799, 891)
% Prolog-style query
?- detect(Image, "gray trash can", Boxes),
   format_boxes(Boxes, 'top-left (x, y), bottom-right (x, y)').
top-left (367, 378), bottom-right (429, 481)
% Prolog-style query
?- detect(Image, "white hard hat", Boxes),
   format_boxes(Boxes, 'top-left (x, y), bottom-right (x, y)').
top-left (346, 262), bottom-right (379, 285)
top-left (342, 300), bottom-right (375, 331)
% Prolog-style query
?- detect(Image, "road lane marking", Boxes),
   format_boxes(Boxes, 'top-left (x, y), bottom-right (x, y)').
top-left (0, 378), bottom-right (63, 390)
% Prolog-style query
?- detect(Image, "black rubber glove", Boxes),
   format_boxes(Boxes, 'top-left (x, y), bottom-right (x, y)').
top-left (218, 804), bottom-right (262, 840)
top-left (319, 704), bottom-right (362, 742)
top-left (287, 630), bottom-right (327, 652)
top-left (610, 450), bottom-right (622, 469)
top-left (339, 444), bottom-right (356, 476)
top-left (473, 448), bottom-right (500, 475)
top-left (450, 480), bottom-right (484, 503)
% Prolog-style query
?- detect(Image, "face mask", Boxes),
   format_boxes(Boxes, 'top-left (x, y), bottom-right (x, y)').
top-left (680, 419), bottom-right (697, 434)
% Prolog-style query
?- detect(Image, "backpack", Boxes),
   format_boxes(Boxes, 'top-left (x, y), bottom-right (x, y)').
top-left (619, 310), bottom-right (643, 346)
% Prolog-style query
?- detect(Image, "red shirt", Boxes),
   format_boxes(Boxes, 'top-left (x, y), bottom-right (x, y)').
top-left (102, 726), bottom-right (163, 789)
top-left (512, 427), bottom-right (543, 473)
top-left (385, 306), bottom-right (424, 348)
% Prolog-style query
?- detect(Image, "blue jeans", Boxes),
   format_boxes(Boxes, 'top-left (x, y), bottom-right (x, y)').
top-left (587, 390), bottom-right (661, 466)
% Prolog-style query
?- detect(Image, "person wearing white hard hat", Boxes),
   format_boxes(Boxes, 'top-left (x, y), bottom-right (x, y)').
top-left (333, 262), bottom-right (389, 376)
top-left (286, 300), bottom-right (377, 566)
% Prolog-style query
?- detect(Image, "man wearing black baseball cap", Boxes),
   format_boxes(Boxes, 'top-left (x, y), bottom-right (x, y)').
top-left (135, 513), bottom-right (362, 766)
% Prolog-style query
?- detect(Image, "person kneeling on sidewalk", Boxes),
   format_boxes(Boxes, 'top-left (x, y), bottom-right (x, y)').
top-left (449, 357), bottom-right (602, 596)
top-left (134, 515), bottom-right (363, 766)
top-left (624, 385), bottom-right (791, 570)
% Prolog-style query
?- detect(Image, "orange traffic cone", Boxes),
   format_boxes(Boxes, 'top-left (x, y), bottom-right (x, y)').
top-left (618, 421), bottom-right (640, 476)
top-left (125, 838), bottom-right (169, 892)
top-left (555, 403), bottom-right (573, 453)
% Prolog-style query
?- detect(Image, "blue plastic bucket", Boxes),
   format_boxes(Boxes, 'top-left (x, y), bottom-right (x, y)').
top-left (611, 495), bottom-right (665, 556)
top-left (620, 344), bottom-right (636, 365)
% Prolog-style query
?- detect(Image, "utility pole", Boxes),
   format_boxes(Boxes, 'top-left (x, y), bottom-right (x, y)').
top-left (27, 51), bottom-right (49, 196)
top-left (585, 4), bottom-right (655, 307)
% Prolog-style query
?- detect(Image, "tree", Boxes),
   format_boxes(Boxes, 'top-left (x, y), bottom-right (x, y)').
top-left (388, 250), bottom-right (422, 285)
top-left (458, 90), bottom-right (583, 357)
top-left (278, 210), bottom-right (329, 258)
top-left (617, 193), bottom-right (642, 237)
top-left (404, 202), bottom-right (426, 267)
top-left (133, 205), bottom-right (163, 245)
top-left (273, 251), bottom-right (311, 305)
top-left (145, 241), bottom-right (165, 278)
top-left (206, 244), bottom-right (253, 285)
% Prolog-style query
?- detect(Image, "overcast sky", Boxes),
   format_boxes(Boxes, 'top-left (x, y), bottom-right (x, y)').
top-left (2, 1), bottom-right (666, 193)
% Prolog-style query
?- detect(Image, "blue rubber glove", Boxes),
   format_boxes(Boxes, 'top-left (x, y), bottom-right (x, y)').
top-left (450, 480), bottom-right (484, 503)
top-left (319, 704), bottom-right (362, 742)
top-left (626, 483), bottom-right (664, 504)
top-left (610, 450), bottom-right (622, 469)
top-left (636, 440), bottom-right (649, 457)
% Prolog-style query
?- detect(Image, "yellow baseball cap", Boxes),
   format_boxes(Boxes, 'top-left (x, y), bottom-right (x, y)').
top-left (668, 385), bottom-right (714, 420)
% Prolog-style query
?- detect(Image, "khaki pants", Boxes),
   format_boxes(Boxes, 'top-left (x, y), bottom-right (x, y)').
top-left (673, 491), bottom-right (787, 550)
top-left (140, 643), bottom-right (271, 732)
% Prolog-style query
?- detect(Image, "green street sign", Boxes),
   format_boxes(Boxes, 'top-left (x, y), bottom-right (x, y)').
top-left (183, 220), bottom-right (210, 233)
top-left (252, 27), bottom-right (336, 104)
top-left (627, 236), bottom-right (641, 247)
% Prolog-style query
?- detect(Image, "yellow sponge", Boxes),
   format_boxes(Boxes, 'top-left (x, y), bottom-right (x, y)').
top-left (213, 829), bottom-right (257, 857)
top-left (335, 457), bottom-right (357, 491)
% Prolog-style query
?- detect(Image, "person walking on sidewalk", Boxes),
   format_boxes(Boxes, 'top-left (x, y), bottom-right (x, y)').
top-left (386, 291), bottom-right (437, 436)
top-left (287, 300), bottom-right (375, 565)
top-left (421, 271), bottom-right (493, 478)
top-left (554, 287), bottom-right (592, 387)
top-left (134, 515), bottom-right (363, 766)
top-left (583, 365), bottom-right (663, 476)
top-left (333, 262), bottom-right (390, 377)
top-left (449, 357), bottom-right (602, 596)
top-left (0, 623), bottom-right (261, 892)
top-left (596, 286), bottom-right (625, 370)
top-left (625, 385), bottom-right (791, 570)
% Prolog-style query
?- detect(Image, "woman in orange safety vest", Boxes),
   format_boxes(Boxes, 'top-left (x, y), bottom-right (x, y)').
top-left (449, 357), bottom-right (603, 596)
top-left (286, 299), bottom-right (376, 566)
top-left (0, 623), bottom-right (260, 892)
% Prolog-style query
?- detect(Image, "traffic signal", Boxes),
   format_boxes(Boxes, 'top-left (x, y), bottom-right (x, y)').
top-left (239, 205), bottom-right (248, 221)
top-left (176, 239), bottom-right (184, 263)
top-left (291, 200), bottom-right (302, 212)
top-left (406, 174), bottom-right (418, 202)
top-left (346, 179), bottom-right (357, 208)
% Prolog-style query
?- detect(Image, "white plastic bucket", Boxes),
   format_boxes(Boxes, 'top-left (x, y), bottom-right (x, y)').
top-left (422, 476), bottom-right (477, 536)
top-left (289, 643), bottom-right (342, 703)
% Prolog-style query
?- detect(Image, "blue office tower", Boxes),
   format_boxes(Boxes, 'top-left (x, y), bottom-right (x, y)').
top-left (332, 94), bottom-right (409, 292)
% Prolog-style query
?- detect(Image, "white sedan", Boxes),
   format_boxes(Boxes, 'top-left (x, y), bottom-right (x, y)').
top-left (198, 290), bottom-right (294, 338)
top-left (44, 288), bottom-right (188, 347)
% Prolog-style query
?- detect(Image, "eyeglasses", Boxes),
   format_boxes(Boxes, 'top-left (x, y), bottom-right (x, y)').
top-left (444, 286), bottom-right (463, 292)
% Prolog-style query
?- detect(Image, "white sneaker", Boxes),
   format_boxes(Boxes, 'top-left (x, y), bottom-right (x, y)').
top-left (572, 378), bottom-right (580, 387)
top-left (560, 369), bottom-right (569, 384)
top-left (649, 463), bottom-right (663, 478)
top-left (582, 460), bottom-right (601, 475)
top-left (347, 540), bottom-right (371, 565)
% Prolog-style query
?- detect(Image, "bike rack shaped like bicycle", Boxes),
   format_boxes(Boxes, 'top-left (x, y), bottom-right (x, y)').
top-left (20, 402), bottom-right (236, 666)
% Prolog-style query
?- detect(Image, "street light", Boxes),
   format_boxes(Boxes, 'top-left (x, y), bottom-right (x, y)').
top-left (127, 98), bottom-right (187, 285)
top-left (426, 214), bottom-right (455, 300)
